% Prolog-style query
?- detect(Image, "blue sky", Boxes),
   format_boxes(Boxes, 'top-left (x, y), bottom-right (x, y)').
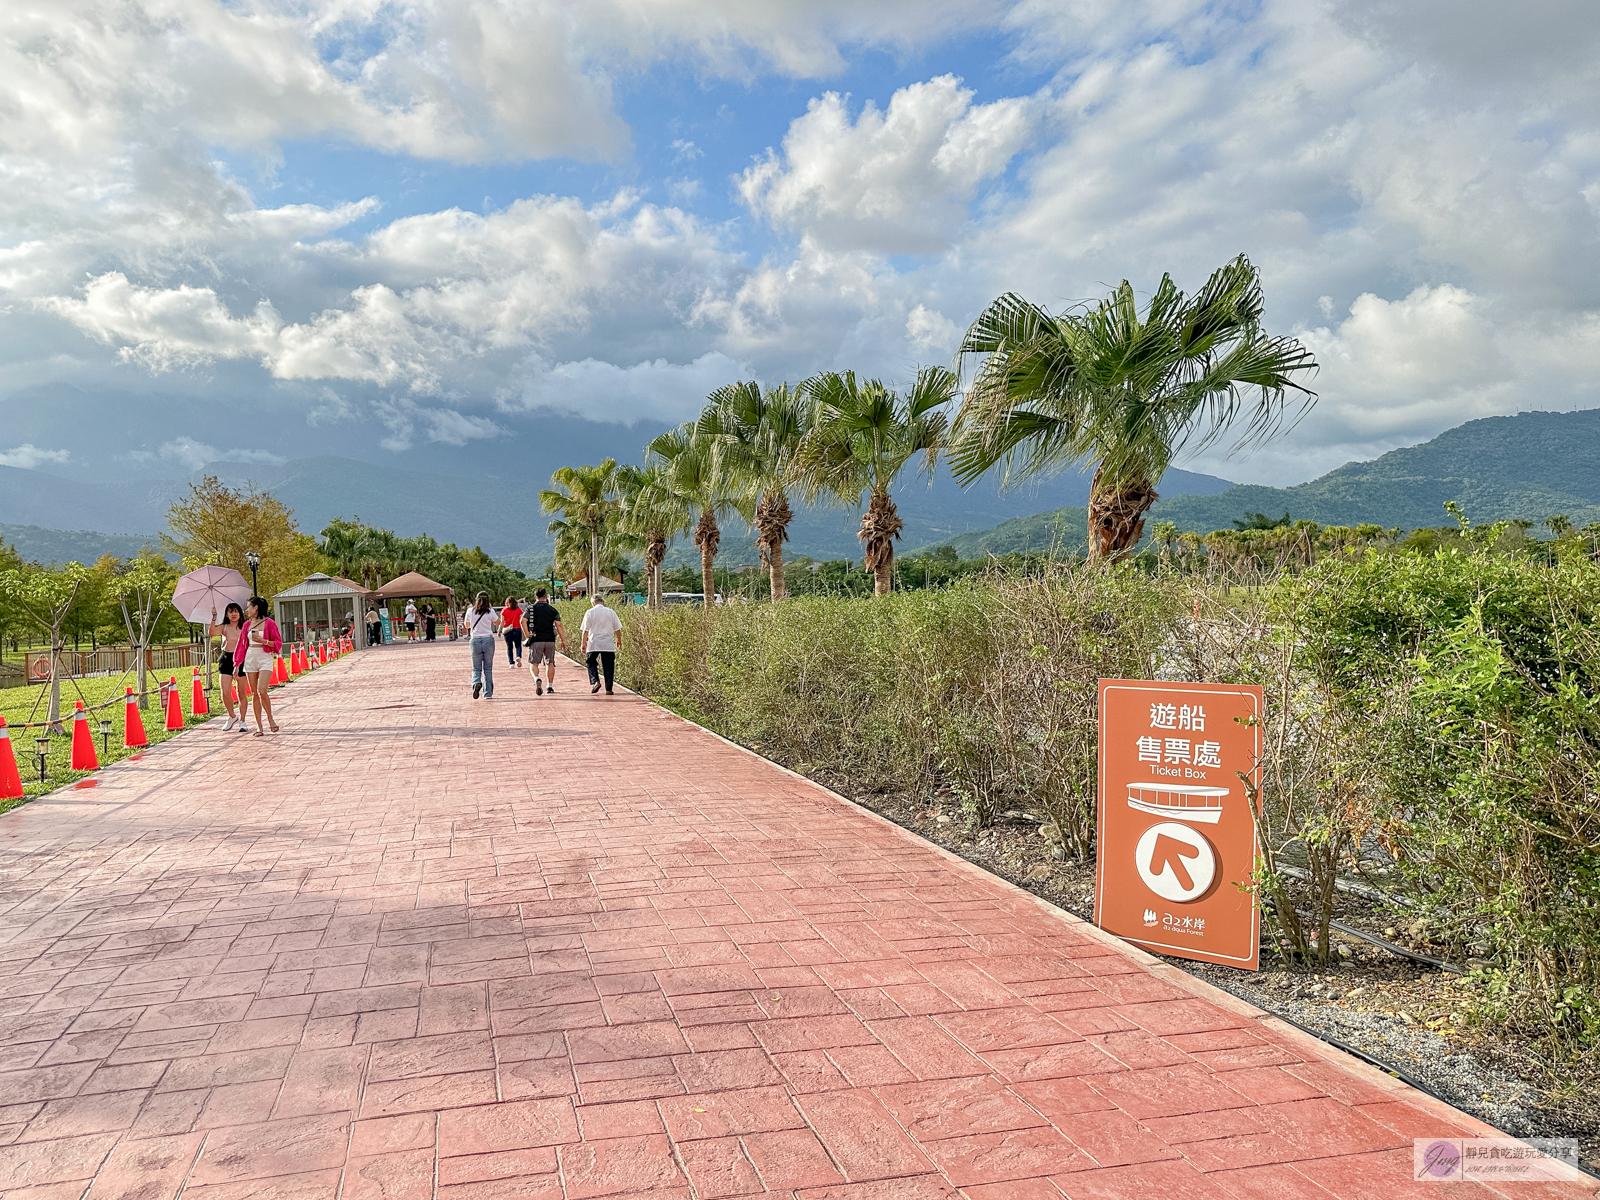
top-left (2, 0), bottom-right (1598, 490)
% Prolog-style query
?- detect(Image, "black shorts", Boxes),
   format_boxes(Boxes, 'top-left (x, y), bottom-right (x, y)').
top-left (405, 621), bottom-right (416, 631)
top-left (219, 651), bottom-right (234, 675)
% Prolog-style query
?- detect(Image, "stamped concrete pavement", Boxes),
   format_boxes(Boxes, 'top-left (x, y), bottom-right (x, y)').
top-left (0, 642), bottom-right (1592, 1199)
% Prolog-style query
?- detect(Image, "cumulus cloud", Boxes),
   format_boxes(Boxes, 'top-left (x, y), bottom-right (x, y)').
top-left (0, 444), bottom-right (71, 469)
top-left (5, 0), bottom-right (1600, 491)
top-left (739, 75), bottom-right (1034, 253)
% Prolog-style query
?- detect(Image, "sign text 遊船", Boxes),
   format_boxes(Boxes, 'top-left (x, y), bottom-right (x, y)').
top-left (1096, 679), bottom-right (1263, 969)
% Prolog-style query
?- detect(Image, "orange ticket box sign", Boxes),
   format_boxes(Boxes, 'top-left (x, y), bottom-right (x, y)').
top-left (1096, 679), bottom-right (1263, 970)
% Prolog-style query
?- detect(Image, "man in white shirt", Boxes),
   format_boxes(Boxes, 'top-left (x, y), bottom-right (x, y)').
top-left (404, 599), bottom-right (419, 642)
top-left (579, 593), bottom-right (624, 695)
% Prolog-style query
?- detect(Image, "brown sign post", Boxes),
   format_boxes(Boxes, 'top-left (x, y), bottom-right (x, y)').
top-left (1096, 678), bottom-right (1264, 970)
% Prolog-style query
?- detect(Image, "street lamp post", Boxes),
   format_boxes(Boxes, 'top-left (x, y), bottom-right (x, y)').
top-left (245, 551), bottom-right (260, 596)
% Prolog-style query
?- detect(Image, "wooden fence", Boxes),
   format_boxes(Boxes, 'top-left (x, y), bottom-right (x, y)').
top-left (20, 644), bottom-right (208, 683)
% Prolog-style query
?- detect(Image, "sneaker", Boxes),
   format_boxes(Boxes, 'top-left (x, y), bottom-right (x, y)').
top-left (472, 682), bottom-right (482, 699)
top-left (591, 681), bottom-right (601, 694)
top-left (536, 678), bottom-right (543, 695)
top-left (605, 689), bottom-right (614, 695)
top-left (548, 684), bottom-right (556, 693)
top-left (222, 717), bottom-right (236, 731)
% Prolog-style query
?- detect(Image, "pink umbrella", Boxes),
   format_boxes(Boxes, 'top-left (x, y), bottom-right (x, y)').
top-left (171, 565), bottom-right (252, 624)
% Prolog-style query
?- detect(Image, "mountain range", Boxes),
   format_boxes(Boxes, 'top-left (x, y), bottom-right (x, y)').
top-left (0, 451), bottom-right (1232, 569)
top-left (9, 407), bottom-right (1597, 570)
top-left (907, 408), bottom-right (1600, 557)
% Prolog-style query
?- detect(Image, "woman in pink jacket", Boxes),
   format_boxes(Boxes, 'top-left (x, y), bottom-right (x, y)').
top-left (238, 596), bottom-right (282, 736)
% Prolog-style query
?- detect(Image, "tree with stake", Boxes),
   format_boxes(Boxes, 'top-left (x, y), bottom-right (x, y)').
top-left (0, 563), bottom-right (91, 731)
top-left (949, 255), bottom-right (1318, 561)
top-left (793, 367), bottom-right (956, 596)
top-left (616, 463), bottom-right (687, 610)
top-left (114, 554), bottom-right (178, 712)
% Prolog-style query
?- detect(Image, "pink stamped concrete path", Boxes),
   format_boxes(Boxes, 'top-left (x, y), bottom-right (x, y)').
top-left (0, 645), bottom-right (1592, 1200)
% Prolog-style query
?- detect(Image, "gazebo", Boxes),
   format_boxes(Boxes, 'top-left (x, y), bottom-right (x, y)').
top-left (372, 571), bottom-right (457, 641)
top-left (273, 574), bottom-right (375, 647)
top-left (564, 572), bottom-right (623, 597)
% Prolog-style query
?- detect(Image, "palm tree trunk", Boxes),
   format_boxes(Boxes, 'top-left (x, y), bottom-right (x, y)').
top-left (859, 488), bottom-right (904, 597)
top-left (589, 526), bottom-right (600, 602)
top-left (1087, 467), bottom-right (1159, 562)
top-left (694, 507), bottom-right (720, 606)
top-left (645, 534), bottom-right (666, 610)
top-left (754, 488), bottom-right (793, 601)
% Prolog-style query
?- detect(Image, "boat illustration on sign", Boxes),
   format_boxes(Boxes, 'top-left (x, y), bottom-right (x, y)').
top-left (1126, 782), bottom-right (1227, 824)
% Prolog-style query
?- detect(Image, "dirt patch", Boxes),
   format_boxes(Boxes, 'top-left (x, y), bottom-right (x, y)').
top-left (810, 771), bottom-right (1600, 1174)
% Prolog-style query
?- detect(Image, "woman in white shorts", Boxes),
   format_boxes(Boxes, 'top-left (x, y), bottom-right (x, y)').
top-left (239, 596), bottom-right (282, 736)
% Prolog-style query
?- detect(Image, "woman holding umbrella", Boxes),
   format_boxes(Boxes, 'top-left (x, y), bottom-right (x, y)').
top-left (208, 602), bottom-right (247, 730)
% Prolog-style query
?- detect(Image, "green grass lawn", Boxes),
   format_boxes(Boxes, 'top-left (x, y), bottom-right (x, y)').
top-left (0, 668), bottom-right (291, 817)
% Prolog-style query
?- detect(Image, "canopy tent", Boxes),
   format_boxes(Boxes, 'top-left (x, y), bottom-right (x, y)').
top-left (372, 571), bottom-right (457, 640)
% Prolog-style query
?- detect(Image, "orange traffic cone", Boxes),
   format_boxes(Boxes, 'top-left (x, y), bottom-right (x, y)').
top-left (164, 676), bottom-right (184, 731)
top-left (318, 643), bottom-right (328, 665)
top-left (124, 687), bottom-right (148, 748)
top-left (0, 717), bottom-right (23, 800)
top-left (191, 668), bottom-right (210, 716)
top-left (71, 702), bottom-right (99, 770)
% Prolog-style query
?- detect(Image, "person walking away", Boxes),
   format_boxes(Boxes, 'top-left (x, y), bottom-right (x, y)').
top-left (209, 602), bottom-right (246, 730)
top-left (526, 588), bottom-right (564, 695)
top-left (501, 596), bottom-right (524, 667)
top-left (579, 593), bottom-right (622, 695)
top-left (466, 592), bottom-right (500, 699)
top-left (404, 599), bottom-right (419, 642)
top-left (239, 596), bottom-right (281, 735)
top-left (365, 604), bottom-right (381, 648)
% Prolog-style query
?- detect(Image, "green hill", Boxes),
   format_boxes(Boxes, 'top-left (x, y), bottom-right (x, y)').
top-left (913, 409), bottom-right (1600, 553)
top-left (907, 508), bottom-right (1090, 558)
top-left (1152, 409), bottom-right (1600, 532)
top-left (0, 523), bottom-right (166, 566)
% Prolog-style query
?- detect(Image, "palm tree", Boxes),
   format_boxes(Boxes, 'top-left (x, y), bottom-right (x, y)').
top-left (617, 462), bottom-right (690, 609)
top-left (701, 381), bottom-right (809, 601)
top-left (644, 425), bottom-right (749, 606)
top-left (1546, 514), bottom-right (1573, 540)
top-left (793, 367), bottom-right (957, 595)
top-left (949, 255), bottom-right (1318, 560)
top-left (541, 460), bottom-right (621, 599)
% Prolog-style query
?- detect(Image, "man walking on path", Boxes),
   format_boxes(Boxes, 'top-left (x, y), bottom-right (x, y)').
top-left (527, 588), bottom-right (564, 695)
top-left (579, 593), bottom-right (622, 695)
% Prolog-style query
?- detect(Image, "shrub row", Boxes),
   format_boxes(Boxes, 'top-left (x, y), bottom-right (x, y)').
top-left (577, 542), bottom-right (1600, 1050)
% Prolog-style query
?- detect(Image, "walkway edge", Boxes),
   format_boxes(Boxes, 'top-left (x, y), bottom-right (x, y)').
top-left (635, 692), bottom-right (1512, 1144)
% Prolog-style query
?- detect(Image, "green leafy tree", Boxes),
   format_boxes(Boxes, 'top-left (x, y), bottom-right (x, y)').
top-left (0, 562), bottom-right (91, 728)
top-left (701, 381), bottom-right (810, 601)
top-left (113, 553), bottom-right (179, 711)
top-left (793, 367), bottom-right (956, 595)
top-left (164, 476), bottom-right (318, 597)
top-left (541, 460), bottom-right (621, 600)
top-left (950, 255), bottom-right (1318, 560)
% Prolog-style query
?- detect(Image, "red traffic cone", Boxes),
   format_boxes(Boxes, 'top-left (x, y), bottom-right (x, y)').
top-left (0, 717), bottom-right (23, 800)
top-left (191, 668), bottom-right (210, 716)
top-left (164, 676), bottom-right (184, 731)
top-left (276, 654), bottom-right (288, 683)
top-left (71, 701), bottom-right (99, 770)
top-left (318, 643), bottom-right (328, 665)
top-left (124, 687), bottom-right (148, 748)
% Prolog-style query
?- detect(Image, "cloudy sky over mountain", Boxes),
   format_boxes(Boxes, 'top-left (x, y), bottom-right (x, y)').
top-left (3, 0), bottom-right (1598, 487)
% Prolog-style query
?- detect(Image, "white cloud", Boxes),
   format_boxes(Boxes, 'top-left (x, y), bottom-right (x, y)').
top-left (0, 444), bottom-right (71, 469)
top-left (503, 350), bottom-right (756, 425)
top-left (738, 75), bottom-right (1034, 253)
top-left (905, 304), bottom-right (959, 355)
top-left (149, 438), bottom-right (287, 472)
